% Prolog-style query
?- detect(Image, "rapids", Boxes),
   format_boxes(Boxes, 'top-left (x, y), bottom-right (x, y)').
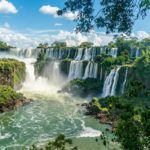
top-left (0, 54), bottom-right (101, 150)
top-left (0, 51), bottom-right (119, 150)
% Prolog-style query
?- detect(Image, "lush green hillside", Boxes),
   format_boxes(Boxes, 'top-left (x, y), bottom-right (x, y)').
top-left (0, 59), bottom-right (30, 113)
top-left (0, 59), bottom-right (26, 89)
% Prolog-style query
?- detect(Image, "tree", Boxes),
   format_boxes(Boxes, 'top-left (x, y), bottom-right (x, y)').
top-left (22, 134), bottom-right (78, 150)
top-left (0, 41), bottom-right (13, 51)
top-left (51, 41), bottom-right (67, 48)
top-left (58, 0), bottom-right (150, 34)
top-left (37, 43), bottom-right (49, 49)
top-left (79, 42), bottom-right (93, 48)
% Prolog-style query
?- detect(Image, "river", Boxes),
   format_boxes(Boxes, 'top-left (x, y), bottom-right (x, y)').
top-left (0, 53), bottom-right (119, 150)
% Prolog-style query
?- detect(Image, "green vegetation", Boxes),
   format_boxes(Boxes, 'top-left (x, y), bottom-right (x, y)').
top-left (59, 0), bottom-right (150, 34)
top-left (34, 50), bottom-right (47, 76)
top-left (0, 41), bottom-right (13, 51)
top-left (22, 134), bottom-right (78, 150)
top-left (37, 43), bottom-right (49, 49)
top-left (0, 85), bottom-right (23, 105)
top-left (95, 53), bottom-right (128, 71)
top-left (0, 59), bottom-right (26, 88)
top-left (126, 48), bottom-right (150, 90)
top-left (79, 42), bottom-right (93, 48)
top-left (0, 59), bottom-right (27, 113)
top-left (60, 58), bottom-right (72, 75)
top-left (87, 80), bottom-right (150, 150)
top-left (62, 78), bottom-right (100, 97)
top-left (51, 41), bottom-right (67, 48)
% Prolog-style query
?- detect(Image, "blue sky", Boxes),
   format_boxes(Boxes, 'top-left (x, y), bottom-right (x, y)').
top-left (0, 0), bottom-right (150, 48)
top-left (0, 0), bottom-right (76, 32)
top-left (0, 0), bottom-right (149, 32)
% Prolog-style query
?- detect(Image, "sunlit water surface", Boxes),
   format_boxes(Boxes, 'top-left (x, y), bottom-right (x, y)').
top-left (0, 53), bottom-right (119, 150)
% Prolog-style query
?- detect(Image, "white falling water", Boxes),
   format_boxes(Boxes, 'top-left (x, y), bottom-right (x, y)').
top-left (100, 67), bottom-right (103, 81)
top-left (110, 48), bottom-right (118, 57)
top-left (102, 67), bottom-right (121, 97)
top-left (9, 48), bottom-right (42, 58)
top-left (83, 48), bottom-right (92, 60)
top-left (110, 67), bottom-right (121, 96)
top-left (75, 48), bottom-right (84, 60)
top-left (135, 48), bottom-right (140, 57)
top-left (83, 62), bottom-right (98, 79)
top-left (121, 68), bottom-right (128, 94)
top-left (46, 48), bottom-right (54, 58)
top-left (68, 61), bottom-right (83, 80)
top-left (20, 58), bottom-right (62, 94)
top-left (47, 61), bottom-right (65, 85)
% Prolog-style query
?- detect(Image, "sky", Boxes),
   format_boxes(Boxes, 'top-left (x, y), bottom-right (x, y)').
top-left (0, 0), bottom-right (150, 48)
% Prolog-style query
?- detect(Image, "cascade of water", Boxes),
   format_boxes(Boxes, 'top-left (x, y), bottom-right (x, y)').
top-left (91, 48), bottom-right (97, 60)
top-left (100, 67), bottom-right (103, 81)
top-left (121, 68), bottom-right (128, 94)
top-left (94, 63), bottom-right (98, 78)
top-left (83, 62), bottom-right (91, 79)
top-left (67, 49), bottom-right (71, 58)
top-left (83, 62), bottom-right (98, 79)
top-left (102, 67), bottom-right (121, 97)
top-left (83, 48), bottom-right (92, 60)
top-left (110, 67), bottom-right (121, 96)
top-left (110, 48), bottom-right (118, 57)
top-left (102, 69), bottom-right (116, 97)
top-left (20, 58), bottom-right (63, 94)
top-left (9, 48), bottom-right (40, 58)
top-left (75, 48), bottom-right (84, 60)
top-left (135, 48), bottom-right (140, 57)
top-left (68, 61), bottom-right (83, 80)
top-left (100, 47), bottom-right (106, 54)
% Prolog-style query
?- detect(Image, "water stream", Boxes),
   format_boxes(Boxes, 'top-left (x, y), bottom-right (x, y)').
top-left (0, 52), bottom-right (119, 150)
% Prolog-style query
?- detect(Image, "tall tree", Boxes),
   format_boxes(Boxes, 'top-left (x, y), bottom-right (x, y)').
top-left (58, 0), bottom-right (150, 34)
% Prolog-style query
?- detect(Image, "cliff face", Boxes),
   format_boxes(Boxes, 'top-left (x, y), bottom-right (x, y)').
top-left (32, 44), bottom-right (150, 97)
top-left (0, 59), bottom-right (29, 113)
top-left (0, 59), bottom-right (26, 89)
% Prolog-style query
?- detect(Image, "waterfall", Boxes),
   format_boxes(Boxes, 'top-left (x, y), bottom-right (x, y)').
top-left (83, 48), bottom-right (92, 60)
top-left (110, 67), bottom-right (121, 96)
top-left (94, 63), bottom-right (98, 78)
top-left (9, 48), bottom-right (40, 58)
top-left (102, 67), bottom-right (121, 97)
top-left (135, 48), bottom-right (140, 57)
top-left (110, 48), bottom-right (118, 57)
top-left (68, 61), bottom-right (83, 80)
top-left (83, 62), bottom-right (98, 79)
top-left (75, 48), bottom-right (84, 60)
top-left (100, 67), bottom-right (103, 81)
top-left (121, 68), bottom-right (128, 94)
top-left (20, 58), bottom-right (63, 93)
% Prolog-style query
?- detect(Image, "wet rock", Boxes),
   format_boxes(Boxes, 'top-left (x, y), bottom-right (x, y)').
top-left (0, 98), bottom-right (32, 113)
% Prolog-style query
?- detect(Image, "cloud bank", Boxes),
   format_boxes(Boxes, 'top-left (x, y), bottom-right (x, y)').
top-left (0, 0), bottom-right (18, 14)
top-left (0, 26), bottom-right (149, 49)
top-left (0, 27), bottom-right (114, 48)
top-left (39, 5), bottom-right (78, 20)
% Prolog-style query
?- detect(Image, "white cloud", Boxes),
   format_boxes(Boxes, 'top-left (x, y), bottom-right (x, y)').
top-left (39, 5), bottom-right (59, 17)
top-left (0, 27), bottom-right (114, 48)
top-left (63, 11), bottom-right (78, 20)
top-left (55, 23), bottom-right (63, 26)
top-left (0, 0), bottom-right (18, 14)
top-left (39, 5), bottom-right (77, 20)
top-left (136, 31), bottom-right (150, 40)
top-left (0, 27), bottom-right (148, 49)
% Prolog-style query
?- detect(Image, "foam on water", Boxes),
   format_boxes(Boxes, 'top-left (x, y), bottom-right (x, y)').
top-left (0, 51), bottom-right (103, 149)
top-left (0, 133), bottom-right (12, 140)
top-left (77, 119), bottom-right (102, 138)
